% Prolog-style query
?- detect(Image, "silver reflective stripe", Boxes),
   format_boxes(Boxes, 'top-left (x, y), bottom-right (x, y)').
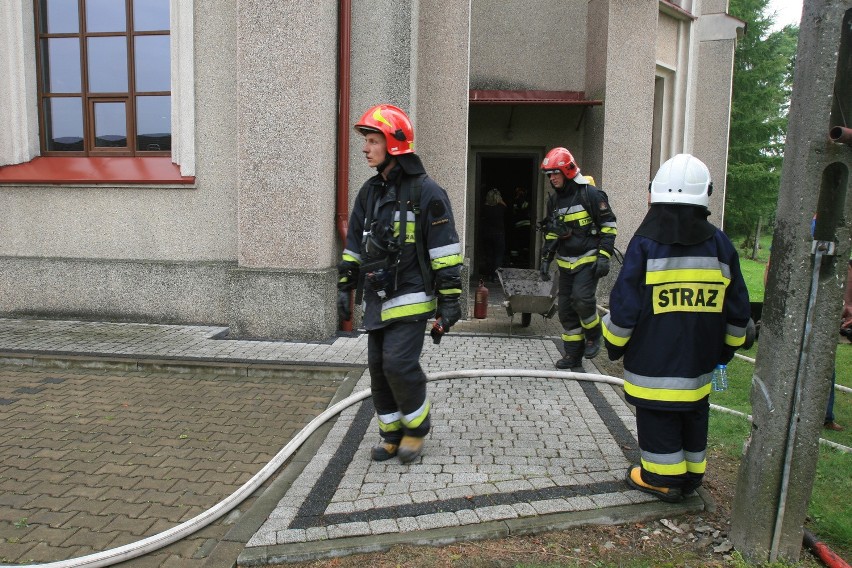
top-left (402, 400), bottom-right (429, 425)
top-left (429, 242), bottom-right (462, 260)
top-left (726, 323), bottom-right (746, 337)
top-left (393, 211), bottom-right (416, 222)
top-left (625, 370), bottom-right (712, 391)
top-left (556, 204), bottom-right (587, 216)
top-left (642, 449), bottom-right (684, 465)
top-left (382, 291), bottom-right (435, 310)
top-left (684, 449), bottom-right (707, 464)
top-left (378, 411), bottom-right (402, 425)
top-left (343, 248), bottom-right (362, 262)
top-left (556, 248), bottom-right (597, 263)
top-left (602, 313), bottom-right (632, 339)
top-left (646, 256), bottom-right (731, 279)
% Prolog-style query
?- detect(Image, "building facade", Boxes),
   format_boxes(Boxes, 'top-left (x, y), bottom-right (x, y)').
top-left (0, 0), bottom-right (743, 340)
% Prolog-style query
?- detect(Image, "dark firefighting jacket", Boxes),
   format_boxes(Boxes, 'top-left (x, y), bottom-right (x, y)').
top-left (338, 155), bottom-right (463, 331)
top-left (602, 222), bottom-right (751, 410)
top-left (542, 181), bottom-right (617, 271)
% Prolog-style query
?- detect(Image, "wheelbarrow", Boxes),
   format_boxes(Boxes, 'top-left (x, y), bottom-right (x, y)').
top-left (496, 267), bottom-right (558, 334)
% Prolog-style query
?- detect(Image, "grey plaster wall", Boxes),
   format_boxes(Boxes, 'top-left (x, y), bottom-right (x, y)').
top-left (236, 1), bottom-right (338, 270)
top-left (656, 13), bottom-right (680, 68)
top-left (470, 0), bottom-right (587, 91)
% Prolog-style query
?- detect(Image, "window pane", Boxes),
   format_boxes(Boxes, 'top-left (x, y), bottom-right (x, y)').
top-left (134, 0), bottom-right (170, 31)
top-left (40, 0), bottom-right (79, 33)
top-left (134, 35), bottom-right (170, 92)
top-left (93, 101), bottom-right (127, 147)
top-left (41, 38), bottom-right (81, 93)
top-left (44, 97), bottom-right (84, 151)
top-left (136, 96), bottom-right (171, 151)
top-left (85, 0), bottom-right (126, 33)
top-left (87, 37), bottom-right (128, 92)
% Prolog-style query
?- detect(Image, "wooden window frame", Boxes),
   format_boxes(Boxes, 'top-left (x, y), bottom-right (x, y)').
top-left (33, 0), bottom-right (171, 157)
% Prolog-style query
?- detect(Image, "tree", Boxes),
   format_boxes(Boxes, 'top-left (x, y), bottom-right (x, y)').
top-left (725, 0), bottom-right (799, 256)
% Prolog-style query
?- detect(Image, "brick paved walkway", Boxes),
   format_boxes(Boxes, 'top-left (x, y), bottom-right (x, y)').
top-left (0, 285), bottom-right (707, 567)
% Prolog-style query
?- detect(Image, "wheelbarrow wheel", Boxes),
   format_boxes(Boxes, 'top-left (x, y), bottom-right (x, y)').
top-left (521, 313), bottom-right (532, 327)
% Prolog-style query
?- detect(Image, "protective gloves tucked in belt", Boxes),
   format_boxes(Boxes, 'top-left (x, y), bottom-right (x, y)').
top-left (540, 259), bottom-right (552, 281)
top-left (337, 290), bottom-right (351, 321)
top-left (593, 252), bottom-right (610, 279)
top-left (437, 297), bottom-right (461, 329)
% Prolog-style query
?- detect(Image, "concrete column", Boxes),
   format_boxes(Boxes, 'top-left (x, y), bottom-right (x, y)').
top-left (730, 0), bottom-right (852, 562)
top-left (0, 0), bottom-right (39, 166)
top-left (231, 0), bottom-right (339, 338)
top-left (692, 11), bottom-right (743, 224)
top-left (584, 0), bottom-right (657, 247)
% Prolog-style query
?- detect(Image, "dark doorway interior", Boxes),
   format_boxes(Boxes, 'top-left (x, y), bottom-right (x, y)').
top-left (474, 154), bottom-right (538, 282)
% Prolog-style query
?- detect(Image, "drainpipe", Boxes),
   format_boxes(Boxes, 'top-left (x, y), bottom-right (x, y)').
top-left (336, 0), bottom-right (352, 331)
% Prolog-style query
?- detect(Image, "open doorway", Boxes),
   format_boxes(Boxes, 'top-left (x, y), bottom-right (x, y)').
top-left (473, 153), bottom-right (539, 282)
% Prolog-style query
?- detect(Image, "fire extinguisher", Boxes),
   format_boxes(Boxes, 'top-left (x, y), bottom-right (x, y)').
top-left (474, 279), bottom-right (489, 319)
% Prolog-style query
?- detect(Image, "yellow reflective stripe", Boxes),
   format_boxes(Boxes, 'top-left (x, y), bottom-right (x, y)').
top-left (581, 313), bottom-right (600, 329)
top-left (393, 221), bottom-right (416, 243)
top-left (562, 210), bottom-right (591, 223)
top-left (685, 458), bottom-right (707, 474)
top-left (602, 323), bottom-right (629, 347)
top-left (342, 253), bottom-right (360, 264)
top-left (545, 233), bottom-right (558, 241)
top-left (378, 420), bottom-right (402, 432)
top-left (645, 268), bottom-right (730, 285)
top-left (726, 333), bottom-right (745, 347)
top-left (641, 457), bottom-right (687, 476)
top-left (381, 298), bottom-right (438, 321)
top-left (624, 381), bottom-right (711, 403)
top-left (562, 332), bottom-right (583, 342)
top-left (402, 400), bottom-right (431, 429)
top-left (431, 254), bottom-right (463, 270)
top-left (438, 288), bottom-right (462, 296)
top-left (556, 255), bottom-right (596, 270)
top-left (601, 227), bottom-right (617, 235)
top-left (598, 250), bottom-right (611, 258)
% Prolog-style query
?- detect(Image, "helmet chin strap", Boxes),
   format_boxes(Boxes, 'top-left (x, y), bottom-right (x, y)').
top-left (376, 153), bottom-right (392, 174)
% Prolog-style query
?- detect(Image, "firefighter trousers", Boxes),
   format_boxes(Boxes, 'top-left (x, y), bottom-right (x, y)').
top-left (635, 402), bottom-right (709, 491)
top-left (367, 320), bottom-right (431, 443)
top-left (557, 264), bottom-right (601, 359)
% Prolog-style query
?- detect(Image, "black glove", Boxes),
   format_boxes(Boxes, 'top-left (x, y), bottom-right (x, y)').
top-left (337, 290), bottom-right (351, 321)
top-left (437, 298), bottom-right (461, 328)
top-left (540, 259), bottom-right (551, 281)
top-left (594, 254), bottom-right (610, 279)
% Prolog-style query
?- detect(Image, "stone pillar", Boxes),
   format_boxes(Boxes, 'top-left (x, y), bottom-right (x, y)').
top-left (231, 0), bottom-right (339, 338)
top-left (0, 0), bottom-right (39, 166)
top-left (730, 1), bottom-right (852, 562)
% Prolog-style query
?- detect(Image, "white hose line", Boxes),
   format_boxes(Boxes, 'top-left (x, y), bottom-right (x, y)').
top-left (3, 368), bottom-right (847, 568)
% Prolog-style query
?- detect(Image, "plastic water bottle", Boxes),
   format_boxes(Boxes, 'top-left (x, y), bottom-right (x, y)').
top-left (712, 364), bottom-right (728, 392)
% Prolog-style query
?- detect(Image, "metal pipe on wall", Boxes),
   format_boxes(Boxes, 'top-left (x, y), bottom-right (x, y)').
top-left (336, 0), bottom-right (352, 331)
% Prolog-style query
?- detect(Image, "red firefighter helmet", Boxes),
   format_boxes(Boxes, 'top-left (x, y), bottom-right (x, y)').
top-left (354, 104), bottom-right (415, 156)
top-left (540, 147), bottom-right (580, 179)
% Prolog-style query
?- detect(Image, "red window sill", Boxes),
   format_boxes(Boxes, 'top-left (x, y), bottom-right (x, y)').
top-left (0, 157), bottom-right (195, 185)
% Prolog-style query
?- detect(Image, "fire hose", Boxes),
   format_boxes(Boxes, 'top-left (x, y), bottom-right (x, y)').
top-left (1, 368), bottom-right (848, 567)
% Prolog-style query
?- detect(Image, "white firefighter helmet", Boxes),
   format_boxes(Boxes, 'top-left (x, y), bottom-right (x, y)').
top-left (650, 153), bottom-right (713, 207)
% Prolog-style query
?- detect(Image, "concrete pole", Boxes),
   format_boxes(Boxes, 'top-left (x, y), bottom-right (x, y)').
top-left (730, 0), bottom-right (852, 562)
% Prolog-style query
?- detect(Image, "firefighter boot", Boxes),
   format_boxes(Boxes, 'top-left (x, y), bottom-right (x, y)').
top-left (584, 327), bottom-right (602, 359)
top-left (556, 341), bottom-right (582, 369)
top-left (397, 435), bottom-right (424, 464)
top-left (370, 441), bottom-right (399, 461)
top-left (555, 355), bottom-right (580, 369)
top-left (626, 465), bottom-right (683, 503)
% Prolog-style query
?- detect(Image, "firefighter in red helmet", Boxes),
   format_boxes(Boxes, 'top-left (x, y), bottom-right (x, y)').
top-left (539, 147), bottom-right (617, 369)
top-left (337, 104), bottom-right (463, 463)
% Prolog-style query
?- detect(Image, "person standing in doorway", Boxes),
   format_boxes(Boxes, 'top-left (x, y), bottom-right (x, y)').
top-left (481, 187), bottom-right (507, 281)
top-left (539, 147), bottom-right (617, 369)
top-left (337, 104), bottom-right (464, 463)
top-left (603, 154), bottom-right (751, 502)
top-left (510, 186), bottom-right (532, 267)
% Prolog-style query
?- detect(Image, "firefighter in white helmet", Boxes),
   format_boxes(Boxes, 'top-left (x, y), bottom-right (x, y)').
top-left (602, 154), bottom-right (751, 502)
top-left (539, 147), bottom-right (617, 369)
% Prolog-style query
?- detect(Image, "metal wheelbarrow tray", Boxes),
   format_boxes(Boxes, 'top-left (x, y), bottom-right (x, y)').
top-left (496, 267), bottom-right (558, 331)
